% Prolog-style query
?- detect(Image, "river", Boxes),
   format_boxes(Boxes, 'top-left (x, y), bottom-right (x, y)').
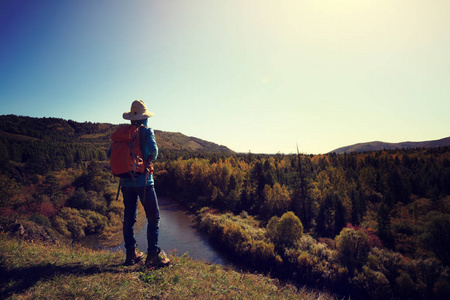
top-left (82, 197), bottom-right (231, 266)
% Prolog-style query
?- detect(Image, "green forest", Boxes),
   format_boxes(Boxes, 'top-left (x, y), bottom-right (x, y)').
top-left (1, 115), bottom-right (449, 299)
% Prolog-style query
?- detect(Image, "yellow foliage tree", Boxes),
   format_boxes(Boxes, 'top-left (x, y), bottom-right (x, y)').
top-left (267, 211), bottom-right (303, 248)
top-left (263, 183), bottom-right (291, 216)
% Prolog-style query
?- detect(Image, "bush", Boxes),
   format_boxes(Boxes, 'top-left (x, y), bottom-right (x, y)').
top-left (52, 215), bottom-right (71, 237)
top-left (434, 269), bottom-right (450, 300)
top-left (346, 223), bottom-right (383, 248)
top-left (395, 272), bottom-right (416, 300)
top-left (30, 213), bottom-right (51, 227)
top-left (52, 207), bottom-right (107, 239)
top-left (352, 266), bottom-right (392, 300)
top-left (79, 210), bottom-right (107, 234)
top-left (267, 211), bottom-right (303, 248)
top-left (107, 200), bottom-right (124, 219)
top-left (197, 210), bottom-right (278, 268)
top-left (0, 173), bottom-right (20, 208)
top-left (335, 227), bottom-right (370, 274)
top-left (247, 240), bottom-right (282, 267)
top-left (422, 212), bottom-right (450, 265)
top-left (66, 188), bottom-right (107, 214)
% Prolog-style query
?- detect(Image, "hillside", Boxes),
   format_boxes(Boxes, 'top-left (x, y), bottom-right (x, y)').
top-left (0, 236), bottom-right (332, 299)
top-left (330, 136), bottom-right (450, 154)
top-left (0, 114), bottom-right (234, 154)
top-left (154, 130), bottom-right (232, 153)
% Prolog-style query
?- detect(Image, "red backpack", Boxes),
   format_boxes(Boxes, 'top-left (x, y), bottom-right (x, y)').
top-left (110, 125), bottom-right (149, 178)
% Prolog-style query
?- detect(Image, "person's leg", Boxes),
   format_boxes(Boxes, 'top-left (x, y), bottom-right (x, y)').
top-left (122, 186), bottom-right (139, 250)
top-left (138, 185), bottom-right (169, 267)
top-left (122, 186), bottom-right (144, 265)
top-left (137, 185), bottom-right (160, 253)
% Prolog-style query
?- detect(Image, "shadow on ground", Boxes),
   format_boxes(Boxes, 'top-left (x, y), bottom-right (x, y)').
top-left (0, 255), bottom-right (136, 299)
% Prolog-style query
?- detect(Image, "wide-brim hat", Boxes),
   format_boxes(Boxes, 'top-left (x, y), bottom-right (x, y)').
top-left (122, 100), bottom-right (155, 120)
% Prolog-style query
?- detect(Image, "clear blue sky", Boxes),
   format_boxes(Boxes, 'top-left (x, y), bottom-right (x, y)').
top-left (1, 0), bottom-right (449, 154)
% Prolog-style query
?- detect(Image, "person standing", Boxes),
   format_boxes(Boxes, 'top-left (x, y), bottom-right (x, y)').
top-left (118, 99), bottom-right (170, 267)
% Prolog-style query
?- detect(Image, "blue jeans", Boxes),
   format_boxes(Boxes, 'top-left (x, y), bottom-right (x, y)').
top-left (122, 185), bottom-right (160, 253)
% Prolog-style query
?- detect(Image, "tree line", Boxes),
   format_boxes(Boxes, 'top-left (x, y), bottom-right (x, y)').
top-left (155, 148), bottom-right (449, 252)
top-left (153, 148), bottom-right (450, 299)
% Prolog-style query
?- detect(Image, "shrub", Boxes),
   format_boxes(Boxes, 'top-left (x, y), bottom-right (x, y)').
top-left (52, 207), bottom-right (107, 239)
top-left (79, 210), bottom-right (107, 234)
top-left (66, 214), bottom-right (87, 240)
top-left (352, 266), bottom-right (392, 300)
top-left (335, 227), bottom-right (370, 274)
top-left (107, 200), bottom-right (124, 219)
top-left (395, 272), bottom-right (416, 300)
top-left (52, 215), bottom-right (71, 237)
top-left (297, 234), bottom-right (318, 252)
top-left (247, 240), bottom-right (281, 267)
top-left (346, 223), bottom-right (383, 248)
top-left (433, 268), bottom-right (450, 300)
top-left (30, 213), bottom-right (51, 227)
top-left (197, 210), bottom-right (278, 267)
top-left (0, 173), bottom-right (20, 208)
top-left (367, 247), bottom-right (447, 299)
top-left (422, 212), bottom-right (450, 266)
top-left (297, 251), bottom-right (314, 271)
top-left (267, 211), bottom-right (303, 248)
top-left (222, 220), bottom-right (248, 252)
top-left (368, 247), bottom-right (405, 283)
top-left (416, 258), bottom-right (443, 296)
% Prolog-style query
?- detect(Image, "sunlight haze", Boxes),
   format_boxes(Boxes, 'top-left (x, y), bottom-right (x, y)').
top-left (1, 0), bottom-right (449, 154)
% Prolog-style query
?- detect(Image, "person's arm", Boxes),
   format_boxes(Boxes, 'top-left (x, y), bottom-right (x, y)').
top-left (143, 127), bottom-right (158, 161)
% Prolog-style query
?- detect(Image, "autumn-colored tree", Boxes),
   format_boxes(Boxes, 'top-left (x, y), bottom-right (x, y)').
top-left (335, 227), bottom-right (370, 274)
top-left (0, 173), bottom-right (22, 214)
top-left (267, 211), bottom-right (303, 248)
top-left (291, 153), bottom-right (313, 229)
top-left (43, 175), bottom-right (60, 198)
top-left (377, 203), bottom-right (394, 249)
top-left (422, 212), bottom-right (450, 265)
top-left (263, 183), bottom-right (291, 217)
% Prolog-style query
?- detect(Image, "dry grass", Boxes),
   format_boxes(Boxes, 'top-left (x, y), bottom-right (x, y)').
top-left (0, 235), bottom-right (336, 300)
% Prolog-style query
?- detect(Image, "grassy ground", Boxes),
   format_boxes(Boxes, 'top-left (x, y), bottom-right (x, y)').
top-left (0, 235), bottom-right (335, 300)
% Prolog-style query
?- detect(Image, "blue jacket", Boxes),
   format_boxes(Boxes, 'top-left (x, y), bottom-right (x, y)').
top-left (111, 119), bottom-right (158, 187)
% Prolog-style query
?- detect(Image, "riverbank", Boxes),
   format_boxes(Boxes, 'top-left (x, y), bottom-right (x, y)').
top-left (81, 197), bottom-right (233, 266)
top-left (0, 236), bottom-right (336, 299)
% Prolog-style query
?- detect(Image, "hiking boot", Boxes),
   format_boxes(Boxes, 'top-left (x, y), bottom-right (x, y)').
top-left (145, 247), bottom-right (170, 268)
top-left (124, 248), bottom-right (144, 266)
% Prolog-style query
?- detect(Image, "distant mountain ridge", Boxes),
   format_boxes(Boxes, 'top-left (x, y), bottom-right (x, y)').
top-left (0, 115), bottom-right (234, 154)
top-left (154, 130), bottom-right (233, 153)
top-left (330, 137), bottom-right (450, 154)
